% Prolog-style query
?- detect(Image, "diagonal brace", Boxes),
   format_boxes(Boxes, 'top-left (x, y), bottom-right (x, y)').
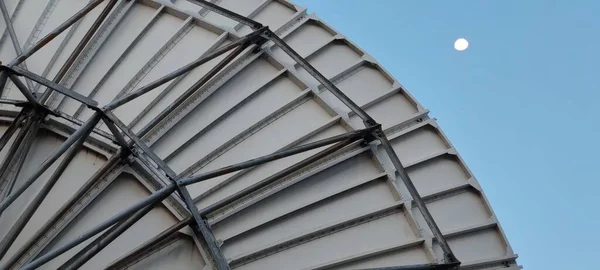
top-left (187, 0), bottom-right (263, 30)
top-left (0, 115), bottom-right (94, 259)
top-left (7, 73), bottom-right (39, 104)
top-left (40, 0), bottom-right (119, 103)
top-left (0, 0), bottom-right (35, 90)
top-left (0, 109), bottom-right (26, 153)
top-left (21, 183), bottom-right (178, 270)
top-left (5, 66), bottom-right (98, 107)
top-left (136, 35), bottom-right (260, 138)
top-left (0, 112), bottom-right (102, 215)
top-left (0, 0), bottom-right (107, 97)
top-left (104, 26), bottom-right (268, 111)
top-left (178, 125), bottom-right (378, 186)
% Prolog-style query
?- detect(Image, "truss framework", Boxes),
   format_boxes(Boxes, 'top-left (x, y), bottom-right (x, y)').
top-left (0, 1), bottom-right (462, 269)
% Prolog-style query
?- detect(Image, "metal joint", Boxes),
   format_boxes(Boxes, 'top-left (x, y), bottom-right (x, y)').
top-left (361, 124), bottom-right (381, 146)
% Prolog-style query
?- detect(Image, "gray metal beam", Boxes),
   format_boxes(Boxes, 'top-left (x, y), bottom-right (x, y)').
top-left (197, 136), bottom-right (362, 216)
top-left (41, 0), bottom-right (119, 103)
top-left (178, 125), bottom-right (377, 187)
top-left (0, 0), bottom-right (25, 50)
top-left (102, 116), bottom-right (130, 149)
top-left (58, 202), bottom-right (159, 270)
top-left (1, 151), bottom-right (125, 270)
top-left (51, 0), bottom-right (136, 109)
top-left (126, 32), bottom-right (228, 129)
top-left (375, 131), bottom-right (458, 264)
top-left (0, 109), bottom-right (25, 157)
top-left (187, 0), bottom-right (263, 30)
top-left (0, 0), bottom-right (35, 90)
top-left (178, 186), bottom-right (229, 270)
top-left (103, 112), bottom-right (173, 177)
top-left (8, 66), bottom-right (99, 107)
top-left (103, 28), bottom-right (264, 111)
top-left (0, 116), bottom-right (94, 259)
top-left (1, 125), bottom-right (38, 196)
top-left (136, 32), bottom-right (264, 138)
top-left (8, 73), bottom-right (38, 103)
top-left (0, 112), bottom-right (102, 215)
top-left (20, 182), bottom-right (178, 270)
top-left (0, 112), bottom-right (37, 198)
top-left (104, 220), bottom-right (191, 269)
top-left (8, 0), bottom-right (106, 67)
top-left (73, 4), bottom-right (166, 118)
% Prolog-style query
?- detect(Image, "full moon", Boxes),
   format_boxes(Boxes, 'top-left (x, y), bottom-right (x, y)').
top-left (454, 38), bottom-right (469, 51)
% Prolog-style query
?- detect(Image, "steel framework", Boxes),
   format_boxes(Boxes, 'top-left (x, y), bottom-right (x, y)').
top-left (0, 0), bottom-right (519, 269)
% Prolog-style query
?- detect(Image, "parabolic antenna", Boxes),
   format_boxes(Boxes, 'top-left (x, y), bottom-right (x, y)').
top-left (0, 0), bottom-right (519, 269)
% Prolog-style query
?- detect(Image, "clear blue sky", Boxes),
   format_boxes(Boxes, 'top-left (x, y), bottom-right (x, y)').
top-left (294, 1), bottom-right (599, 269)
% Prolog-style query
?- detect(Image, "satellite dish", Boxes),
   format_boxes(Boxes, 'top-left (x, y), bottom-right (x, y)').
top-left (0, 1), bottom-right (518, 269)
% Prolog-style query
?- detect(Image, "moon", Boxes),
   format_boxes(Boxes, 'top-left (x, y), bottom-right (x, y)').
top-left (454, 38), bottom-right (469, 51)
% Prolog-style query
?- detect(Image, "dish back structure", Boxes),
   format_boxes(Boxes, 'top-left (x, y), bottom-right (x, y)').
top-left (0, 0), bottom-right (520, 269)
